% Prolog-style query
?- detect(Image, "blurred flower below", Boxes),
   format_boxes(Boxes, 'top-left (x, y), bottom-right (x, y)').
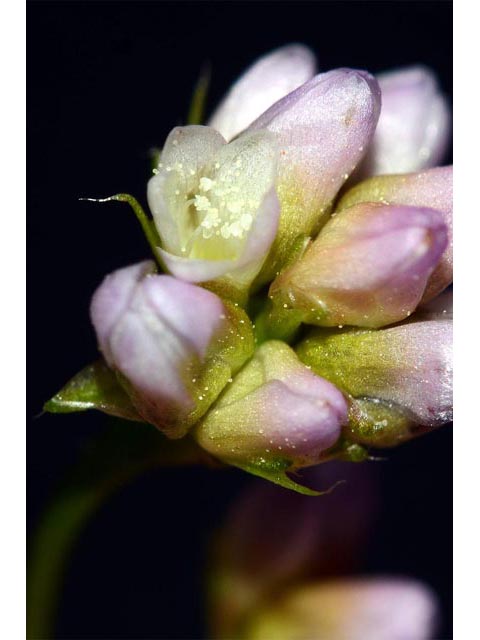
top-left (209, 463), bottom-right (438, 640)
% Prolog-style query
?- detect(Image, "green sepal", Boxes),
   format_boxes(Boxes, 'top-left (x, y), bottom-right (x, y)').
top-left (228, 456), bottom-right (345, 496)
top-left (44, 360), bottom-right (142, 422)
top-left (229, 458), bottom-right (320, 495)
top-left (336, 173), bottom-right (405, 212)
top-left (348, 397), bottom-right (417, 448)
top-left (321, 435), bottom-right (370, 463)
top-left (187, 63), bottom-right (211, 125)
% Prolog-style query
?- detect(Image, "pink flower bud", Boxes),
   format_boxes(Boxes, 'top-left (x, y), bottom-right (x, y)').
top-left (90, 261), bottom-right (254, 438)
top-left (208, 44), bottom-right (316, 142)
top-left (245, 578), bottom-right (438, 640)
top-left (270, 202), bottom-right (448, 328)
top-left (364, 66), bottom-right (451, 175)
top-left (246, 69), bottom-right (381, 282)
top-left (194, 340), bottom-right (347, 468)
top-left (339, 166), bottom-right (453, 302)
top-left (297, 314), bottom-right (452, 431)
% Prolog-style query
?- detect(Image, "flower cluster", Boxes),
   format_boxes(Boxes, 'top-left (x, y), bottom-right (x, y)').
top-left (47, 44), bottom-right (452, 492)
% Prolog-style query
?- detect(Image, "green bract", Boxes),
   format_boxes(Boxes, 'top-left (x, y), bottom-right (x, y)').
top-left (45, 360), bottom-right (141, 422)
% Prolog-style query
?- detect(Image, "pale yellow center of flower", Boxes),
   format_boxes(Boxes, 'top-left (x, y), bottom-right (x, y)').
top-left (162, 157), bottom-right (261, 260)
top-left (193, 175), bottom-right (254, 241)
top-left (156, 128), bottom-right (277, 263)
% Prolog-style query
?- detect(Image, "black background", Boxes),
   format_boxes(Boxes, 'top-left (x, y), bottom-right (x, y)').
top-left (28, 1), bottom-right (453, 638)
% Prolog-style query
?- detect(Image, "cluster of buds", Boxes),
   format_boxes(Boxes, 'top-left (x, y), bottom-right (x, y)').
top-left (47, 44), bottom-right (452, 492)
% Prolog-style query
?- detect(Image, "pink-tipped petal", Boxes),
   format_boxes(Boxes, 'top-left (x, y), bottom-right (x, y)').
top-left (339, 166), bottom-right (453, 302)
top-left (208, 44), bottom-right (316, 142)
top-left (90, 260), bottom-right (156, 366)
top-left (271, 203), bottom-right (448, 328)
top-left (195, 340), bottom-right (347, 467)
top-left (364, 66), bottom-right (451, 175)
top-left (247, 68), bottom-right (381, 280)
top-left (297, 316), bottom-right (452, 428)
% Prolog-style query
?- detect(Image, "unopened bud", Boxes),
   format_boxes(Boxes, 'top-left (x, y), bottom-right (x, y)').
top-left (194, 340), bottom-right (348, 468)
top-left (90, 261), bottom-right (254, 438)
top-left (270, 202), bottom-right (447, 328)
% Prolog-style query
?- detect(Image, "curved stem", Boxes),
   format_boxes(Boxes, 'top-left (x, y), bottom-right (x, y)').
top-left (27, 422), bottom-right (208, 639)
top-left (80, 194), bottom-right (162, 266)
top-left (187, 63), bottom-right (211, 125)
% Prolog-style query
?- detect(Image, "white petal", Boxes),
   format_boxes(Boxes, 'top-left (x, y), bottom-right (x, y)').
top-left (158, 187), bottom-right (280, 284)
top-left (147, 126), bottom-right (226, 253)
top-left (366, 66), bottom-right (451, 174)
top-left (208, 44), bottom-right (316, 141)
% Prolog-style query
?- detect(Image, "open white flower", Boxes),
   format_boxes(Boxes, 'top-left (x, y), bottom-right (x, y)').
top-left (147, 126), bottom-right (279, 291)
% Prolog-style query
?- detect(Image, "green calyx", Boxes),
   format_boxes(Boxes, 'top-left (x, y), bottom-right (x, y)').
top-left (296, 327), bottom-right (418, 448)
top-left (180, 300), bottom-right (256, 428)
top-left (348, 397), bottom-right (415, 448)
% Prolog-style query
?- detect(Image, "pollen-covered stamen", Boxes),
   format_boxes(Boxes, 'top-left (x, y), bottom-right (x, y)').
top-left (175, 155), bottom-right (261, 259)
top-left (149, 126), bottom-right (278, 268)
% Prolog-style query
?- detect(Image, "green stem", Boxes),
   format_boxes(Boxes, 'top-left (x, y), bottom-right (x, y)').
top-left (80, 194), bottom-right (162, 267)
top-left (187, 63), bottom-right (211, 125)
top-left (27, 484), bottom-right (109, 639)
top-left (27, 422), bottom-right (208, 639)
